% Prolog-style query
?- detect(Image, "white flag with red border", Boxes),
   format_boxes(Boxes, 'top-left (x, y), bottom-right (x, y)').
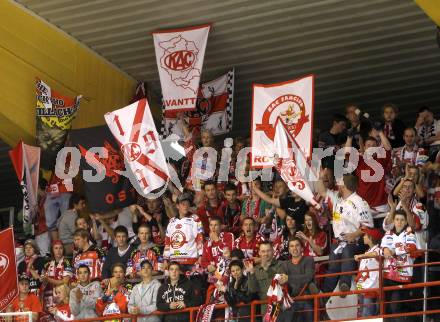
top-left (153, 24), bottom-right (211, 112)
top-left (161, 69), bottom-right (234, 137)
top-left (251, 75), bottom-right (314, 168)
top-left (9, 141), bottom-right (40, 226)
top-left (104, 99), bottom-right (170, 195)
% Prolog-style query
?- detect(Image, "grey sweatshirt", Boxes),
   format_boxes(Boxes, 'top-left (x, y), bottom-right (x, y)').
top-left (69, 281), bottom-right (102, 319)
top-left (128, 279), bottom-right (161, 322)
top-left (279, 256), bottom-right (315, 296)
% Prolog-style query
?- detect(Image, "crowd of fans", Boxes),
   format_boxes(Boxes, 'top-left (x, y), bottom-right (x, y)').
top-left (5, 104), bottom-right (440, 322)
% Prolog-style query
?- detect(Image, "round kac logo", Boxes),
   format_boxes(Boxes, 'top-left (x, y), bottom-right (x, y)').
top-left (170, 230), bottom-right (187, 249)
top-left (164, 50), bottom-right (195, 71)
top-left (121, 142), bottom-right (141, 162)
top-left (255, 94), bottom-right (309, 141)
top-left (0, 253), bottom-right (9, 278)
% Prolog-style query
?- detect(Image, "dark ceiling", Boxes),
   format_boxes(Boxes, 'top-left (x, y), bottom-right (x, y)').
top-left (15, 0), bottom-right (440, 136)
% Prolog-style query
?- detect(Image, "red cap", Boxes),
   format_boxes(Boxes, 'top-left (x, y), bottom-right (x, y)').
top-left (52, 240), bottom-right (63, 247)
top-left (363, 228), bottom-right (383, 241)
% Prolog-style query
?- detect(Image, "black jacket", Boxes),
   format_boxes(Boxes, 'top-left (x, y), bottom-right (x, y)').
top-left (156, 275), bottom-right (195, 322)
top-left (224, 275), bottom-right (255, 307)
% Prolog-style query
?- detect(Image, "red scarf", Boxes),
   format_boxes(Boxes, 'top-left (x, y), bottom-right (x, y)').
top-left (245, 197), bottom-right (261, 220)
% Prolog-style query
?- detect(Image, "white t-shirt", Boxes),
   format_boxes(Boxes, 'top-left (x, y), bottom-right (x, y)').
top-left (327, 191), bottom-right (373, 240)
top-left (356, 245), bottom-right (380, 291)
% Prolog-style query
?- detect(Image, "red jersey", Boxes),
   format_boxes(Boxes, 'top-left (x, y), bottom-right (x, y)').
top-left (201, 232), bottom-right (234, 268)
top-left (233, 234), bottom-right (265, 260)
top-left (72, 245), bottom-right (105, 281)
top-left (10, 293), bottom-right (42, 316)
top-left (302, 231), bottom-right (328, 257)
top-left (46, 173), bottom-right (73, 194)
top-left (355, 150), bottom-right (391, 208)
top-left (95, 286), bottom-right (129, 317)
top-left (54, 303), bottom-right (73, 321)
top-left (126, 244), bottom-right (162, 276)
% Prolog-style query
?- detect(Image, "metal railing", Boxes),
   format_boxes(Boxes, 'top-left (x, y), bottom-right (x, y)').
top-left (65, 249), bottom-right (440, 322)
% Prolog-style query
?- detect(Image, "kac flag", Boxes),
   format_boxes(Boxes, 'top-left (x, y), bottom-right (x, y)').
top-left (251, 75), bottom-right (314, 168)
top-left (0, 228), bottom-right (18, 312)
top-left (153, 24), bottom-right (211, 112)
top-left (105, 99), bottom-right (170, 196)
top-left (162, 69), bottom-right (234, 137)
top-left (9, 141), bottom-right (40, 226)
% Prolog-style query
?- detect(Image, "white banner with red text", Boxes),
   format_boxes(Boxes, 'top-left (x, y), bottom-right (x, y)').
top-left (251, 75), bottom-right (314, 168)
top-left (105, 99), bottom-right (170, 196)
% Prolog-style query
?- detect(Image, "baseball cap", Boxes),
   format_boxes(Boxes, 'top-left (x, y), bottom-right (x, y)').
top-left (363, 228), bottom-right (383, 242)
top-left (18, 274), bottom-right (30, 282)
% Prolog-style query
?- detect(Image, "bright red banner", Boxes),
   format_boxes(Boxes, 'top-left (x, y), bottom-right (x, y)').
top-left (0, 228), bottom-right (18, 312)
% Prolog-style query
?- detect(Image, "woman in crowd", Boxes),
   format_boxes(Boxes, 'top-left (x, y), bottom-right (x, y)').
top-left (222, 260), bottom-right (255, 322)
top-left (274, 213), bottom-right (298, 260)
top-left (18, 239), bottom-right (46, 296)
top-left (297, 212), bottom-right (328, 257)
top-left (48, 284), bottom-right (74, 321)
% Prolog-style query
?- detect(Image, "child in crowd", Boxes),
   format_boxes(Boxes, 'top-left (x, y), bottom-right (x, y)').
top-left (354, 228), bottom-right (383, 317)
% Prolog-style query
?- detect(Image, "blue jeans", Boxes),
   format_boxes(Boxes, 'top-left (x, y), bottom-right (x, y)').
top-left (44, 193), bottom-right (71, 231)
top-left (359, 295), bottom-right (378, 317)
top-left (277, 300), bottom-right (313, 322)
top-left (323, 243), bottom-right (361, 293)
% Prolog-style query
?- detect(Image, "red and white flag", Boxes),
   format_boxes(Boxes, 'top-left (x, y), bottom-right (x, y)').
top-left (162, 69), bottom-right (234, 137)
top-left (251, 75), bottom-right (314, 168)
top-left (0, 228), bottom-right (18, 311)
top-left (153, 24), bottom-right (211, 112)
top-left (9, 141), bottom-right (40, 226)
top-left (274, 120), bottom-right (319, 208)
top-left (104, 99), bottom-right (170, 196)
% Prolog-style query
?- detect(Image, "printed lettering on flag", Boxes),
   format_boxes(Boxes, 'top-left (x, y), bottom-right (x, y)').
top-left (161, 69), bottom-right (234, 137)
top-left (251, 75), bottom-right (314, 168)
top-left (9, 141), bottom-right (40, 226)
top-left (0, 228), bottom-right (18, 311)
top-left (36, 78), bottom-right (81, 170)
top-left (105, 99), bottom-right (170, 196)
top-left (274, 120), bottom-right (319, 208)
top-left (153, 24), bottom-right (211, 112)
